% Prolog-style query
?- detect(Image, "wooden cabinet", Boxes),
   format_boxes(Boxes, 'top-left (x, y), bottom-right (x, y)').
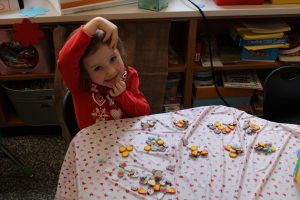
top-left (0, 0), bottom-right (300, 131)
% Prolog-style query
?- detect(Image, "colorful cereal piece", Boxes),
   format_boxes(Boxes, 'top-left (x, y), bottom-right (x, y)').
top-left (242, 121), bottom-right (250, 129)
top-left (174, 120), bottom-right (189, 129)
top-left (139, 177), bottom-right (148, 185)
top-left (258, 142), bottom-right (265, 147)
top-left (229, 152), bottom-right (238, 158)
top-left (254, 125), bottom-right (260, 131)
top-left (117, 169), bottom-right (125, 177)
top-left (191, 150), bottom-right (199, 157)
top-left (207, 123), bottom-right (216, 130)
top-left (214, 129), bottom-right (221, 134)
top-left (271, 146), bottom-right (276, 152)
top-left (119, 146), bottom-right (126, 153)
top-left (224, 145), bottom-right (232, 151)
top-left (119, 161), bottom-right (127, 168)
top-left (200, 149), bottom-right (208, 156)
top-left (147, 188), bottom-right (155, 195)
top-left (160, 185), bottom-right (167, 193)
top-left (156, 139), bottom-right (165, 145)
top-left (249, 122), bottom-right (255, 127)
top-left (144, 145), bottom-right (151, 151)
top-left (122, 151), bottom-right (129, 158)
top-left (153, 183), bottom-right (160, 192)
top-left (131, 186), bottom-right (138, 191)
top-left (191, 145), bottom-right (198, 151)
top-left (138, 188), bottom-right (147, 195)
top-left (215, 122), bottom-right (221, 127)
top-left (126, 145), bottom-right (133, 151)
top-left (148, 179), bottom-right (156, 186)
top-left (158, 146), bottom-right (166, 152)
top-left (225, 127), bottom-right (231, 133)
top-left (167, 187), bottom-right (176, 194)
top-left (129, 172), bottom-right (139, 179)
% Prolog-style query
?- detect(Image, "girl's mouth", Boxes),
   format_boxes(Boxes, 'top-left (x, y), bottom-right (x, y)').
top-left (105, 74), bottom-right (119, 83)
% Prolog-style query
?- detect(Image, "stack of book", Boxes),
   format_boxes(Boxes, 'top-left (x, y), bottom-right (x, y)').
top-left (229, 19), bottom-right (291, 62)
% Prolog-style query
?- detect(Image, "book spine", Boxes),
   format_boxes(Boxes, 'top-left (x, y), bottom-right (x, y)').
top-left (238, 35), bottom-right (288, 46)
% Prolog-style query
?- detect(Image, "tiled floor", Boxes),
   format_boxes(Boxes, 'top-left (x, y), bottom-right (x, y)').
top-left (0, 126), bottom-right (67, 200)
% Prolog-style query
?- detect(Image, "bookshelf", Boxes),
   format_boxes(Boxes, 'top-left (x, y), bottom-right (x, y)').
top-left (0, 0), bottom-right (300, 131)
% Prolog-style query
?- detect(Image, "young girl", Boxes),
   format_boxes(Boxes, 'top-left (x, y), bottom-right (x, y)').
top-left (58, 17), bottom-right (150, 130)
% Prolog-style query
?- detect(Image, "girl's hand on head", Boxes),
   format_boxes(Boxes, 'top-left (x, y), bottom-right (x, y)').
top-left (109, 80), bottom-right (126, 97)
top-left (97, 17), bottom-right (118, 49)
top-left (83, 17), bottom-right (118, 49)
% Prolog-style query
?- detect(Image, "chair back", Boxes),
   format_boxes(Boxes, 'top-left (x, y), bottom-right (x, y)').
top-left (263, 66), bottom-right (300, 124)
top-left (63, 90), bottom-right (79, 137)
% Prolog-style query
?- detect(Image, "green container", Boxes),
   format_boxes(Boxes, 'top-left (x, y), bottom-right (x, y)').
top-left (138, 0), bottom-right (168, 12)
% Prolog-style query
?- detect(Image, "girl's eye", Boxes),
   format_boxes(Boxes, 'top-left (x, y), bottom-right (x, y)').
top-left (110, 56), bottom-right (117, 63)
top-left (94, 66), bottom-right (103, 71)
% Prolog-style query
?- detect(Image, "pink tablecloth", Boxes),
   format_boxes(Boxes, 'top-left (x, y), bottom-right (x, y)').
top-left (55, 106), bottom-right (300, 200)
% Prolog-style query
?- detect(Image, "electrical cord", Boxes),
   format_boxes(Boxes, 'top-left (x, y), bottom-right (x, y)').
top-left (187, 0), bottom-right (230, 107)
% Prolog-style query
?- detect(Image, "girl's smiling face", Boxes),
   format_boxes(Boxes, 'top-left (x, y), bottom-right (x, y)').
top-left (83, 44), bottom-right (125, 88)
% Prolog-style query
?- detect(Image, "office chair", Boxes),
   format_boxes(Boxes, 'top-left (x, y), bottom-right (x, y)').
top-left (0, 133), bottom-right (33, 177)
top-left (263, 66), bottom-right (300, 124)
top-left (63, 90), bottom-right (79, 138)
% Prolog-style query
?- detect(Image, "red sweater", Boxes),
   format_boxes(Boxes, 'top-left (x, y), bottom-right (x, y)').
top-left (57, 26), bottom-right (150, 130)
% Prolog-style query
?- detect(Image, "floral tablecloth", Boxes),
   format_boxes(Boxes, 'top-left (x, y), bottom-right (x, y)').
top-left (55, 106), bottom-right (300, 200)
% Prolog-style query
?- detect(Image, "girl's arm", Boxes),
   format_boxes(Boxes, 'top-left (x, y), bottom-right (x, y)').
top-left (57, 26), bottom-right (91, 93)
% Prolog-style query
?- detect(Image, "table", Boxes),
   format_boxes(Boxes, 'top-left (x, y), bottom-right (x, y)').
top-left (55, 106), bottom-right (300, 200)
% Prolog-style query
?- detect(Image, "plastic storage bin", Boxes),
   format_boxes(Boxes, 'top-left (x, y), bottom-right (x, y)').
top-left (165, 73), bottom-right (182, 97)
top-left (214, 0), bottom-right (264, 5)
top-left (2, 80), bottom-right (58, 126)
top-left (0, 29), bottom-right (54, 75)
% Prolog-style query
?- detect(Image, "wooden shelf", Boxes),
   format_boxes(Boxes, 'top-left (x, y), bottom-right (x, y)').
top-left (193, 62), bottom-right (281, 72)
top-left (0, 73), bottom-right (55, 81)
top-left (168, 64), bottom-right (186, 73)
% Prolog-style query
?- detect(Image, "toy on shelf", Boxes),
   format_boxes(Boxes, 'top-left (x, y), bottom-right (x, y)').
top-left (293, 150), bottom-right (300, 185)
